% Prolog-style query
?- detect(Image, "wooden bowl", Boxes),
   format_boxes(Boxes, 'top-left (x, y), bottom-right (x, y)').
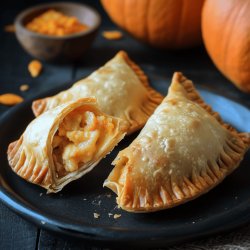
top-left (15, 2), bottom-right (101, 62)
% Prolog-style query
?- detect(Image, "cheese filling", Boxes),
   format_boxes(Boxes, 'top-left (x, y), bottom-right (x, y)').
top-left (52, 107), bottom-right (115, 177)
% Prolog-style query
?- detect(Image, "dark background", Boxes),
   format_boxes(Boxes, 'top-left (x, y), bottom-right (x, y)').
top-left (0, 0), bottom-right (249, 249)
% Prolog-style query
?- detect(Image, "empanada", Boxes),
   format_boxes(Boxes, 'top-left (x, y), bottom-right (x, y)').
top-left (32, 51), bottom-right (163, 134)
top-left (104, 72), bottom-right (250, 212)
top-left (8, 98), bottom-right (128, 193)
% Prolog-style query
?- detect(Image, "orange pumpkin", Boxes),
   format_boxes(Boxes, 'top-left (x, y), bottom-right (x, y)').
top-left (101, 0), bottom-right (205, 49)
top-left (202, 0), bottom-right (250, 93)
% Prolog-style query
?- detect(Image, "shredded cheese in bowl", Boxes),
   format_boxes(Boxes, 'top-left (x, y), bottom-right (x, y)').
top-left (26, 9), bottom-right (88, 36)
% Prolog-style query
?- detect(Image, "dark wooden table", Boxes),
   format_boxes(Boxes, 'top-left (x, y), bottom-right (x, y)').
top-left (1, 1), bottom-right (250, 249)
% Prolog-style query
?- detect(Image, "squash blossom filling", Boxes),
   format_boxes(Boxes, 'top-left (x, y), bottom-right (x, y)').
top-left (52, 107), bottom-right (114, 177)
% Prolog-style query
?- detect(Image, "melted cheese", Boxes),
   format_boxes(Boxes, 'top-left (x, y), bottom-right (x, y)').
top-left (52, 109), bottom-right (114, 176)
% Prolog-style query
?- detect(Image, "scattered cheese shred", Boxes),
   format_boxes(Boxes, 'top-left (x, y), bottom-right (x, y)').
top-left (0, 93), bottom-right (23, 106)
top-left (28, 60), bottom-right (42, 78)
top-left (102, 30), bottom-right (123, 40)
top-left (20, 84), bottom-right (29, 91)
top-left (114, 214), bottom-right (121, 219)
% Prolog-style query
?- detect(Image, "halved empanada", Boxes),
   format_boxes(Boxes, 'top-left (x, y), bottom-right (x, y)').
top-left (8, 98), bottom-right (128, 193)
top-left (104, 72), bottom-right (250, 212)
top-left (32, 51), bottom-right (163, 134)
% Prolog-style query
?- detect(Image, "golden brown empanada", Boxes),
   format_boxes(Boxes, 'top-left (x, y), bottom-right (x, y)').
top-left (104, 72), bottom-right (250, 212)
top-left (8, 98), bottom-right (128, 193)
top-left (32, 51), bottom-right (163, 134)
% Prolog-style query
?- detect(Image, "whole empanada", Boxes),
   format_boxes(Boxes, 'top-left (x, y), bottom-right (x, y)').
top-left (104, 72), bottom-right (250, 212)
top-left (32, 51), bottom-right (163, 134)
top-left (8, 98), bottom-right (128, 193)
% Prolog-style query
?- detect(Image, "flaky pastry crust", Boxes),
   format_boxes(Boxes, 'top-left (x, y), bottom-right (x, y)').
top-left (104, 72), bottom-right (250, 212)
top-left (8, 98), bottom-right (128, 193)
top-left (32, 51), bottom-right (163, 134)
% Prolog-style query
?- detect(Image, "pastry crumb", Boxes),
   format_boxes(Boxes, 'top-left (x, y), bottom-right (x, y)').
top-left (114, 214), bottom-right (121, 219)
top-left (102, 30), bottom-right (123, 40)
top-left (108, 213), bottom-right (113, 217)
top-left (4, 24), bottom-right (15, 33)
top-left (28, 60), bottom-right (42, 78)
top-left (106, 193), bottom-right (111, 198)
top-left (39, 193), bottom-right (43, 197)
top-left (192, 221), bottom-right (195, 224)
top-left (93, 213), bottom-right (100, 219)
top-left (83, 198), bottom-right (87, 201)
top-left (20, 84), bottom-right (29, 92)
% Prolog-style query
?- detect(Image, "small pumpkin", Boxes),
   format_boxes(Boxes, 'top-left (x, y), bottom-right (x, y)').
top-left (202, 0), bottom-right (250, 93)
top-left (101, 0), bottom-right (205, 49)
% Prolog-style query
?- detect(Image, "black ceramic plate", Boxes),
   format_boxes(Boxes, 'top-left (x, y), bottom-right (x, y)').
top-left (0, 76), bottom-right (249, 248)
